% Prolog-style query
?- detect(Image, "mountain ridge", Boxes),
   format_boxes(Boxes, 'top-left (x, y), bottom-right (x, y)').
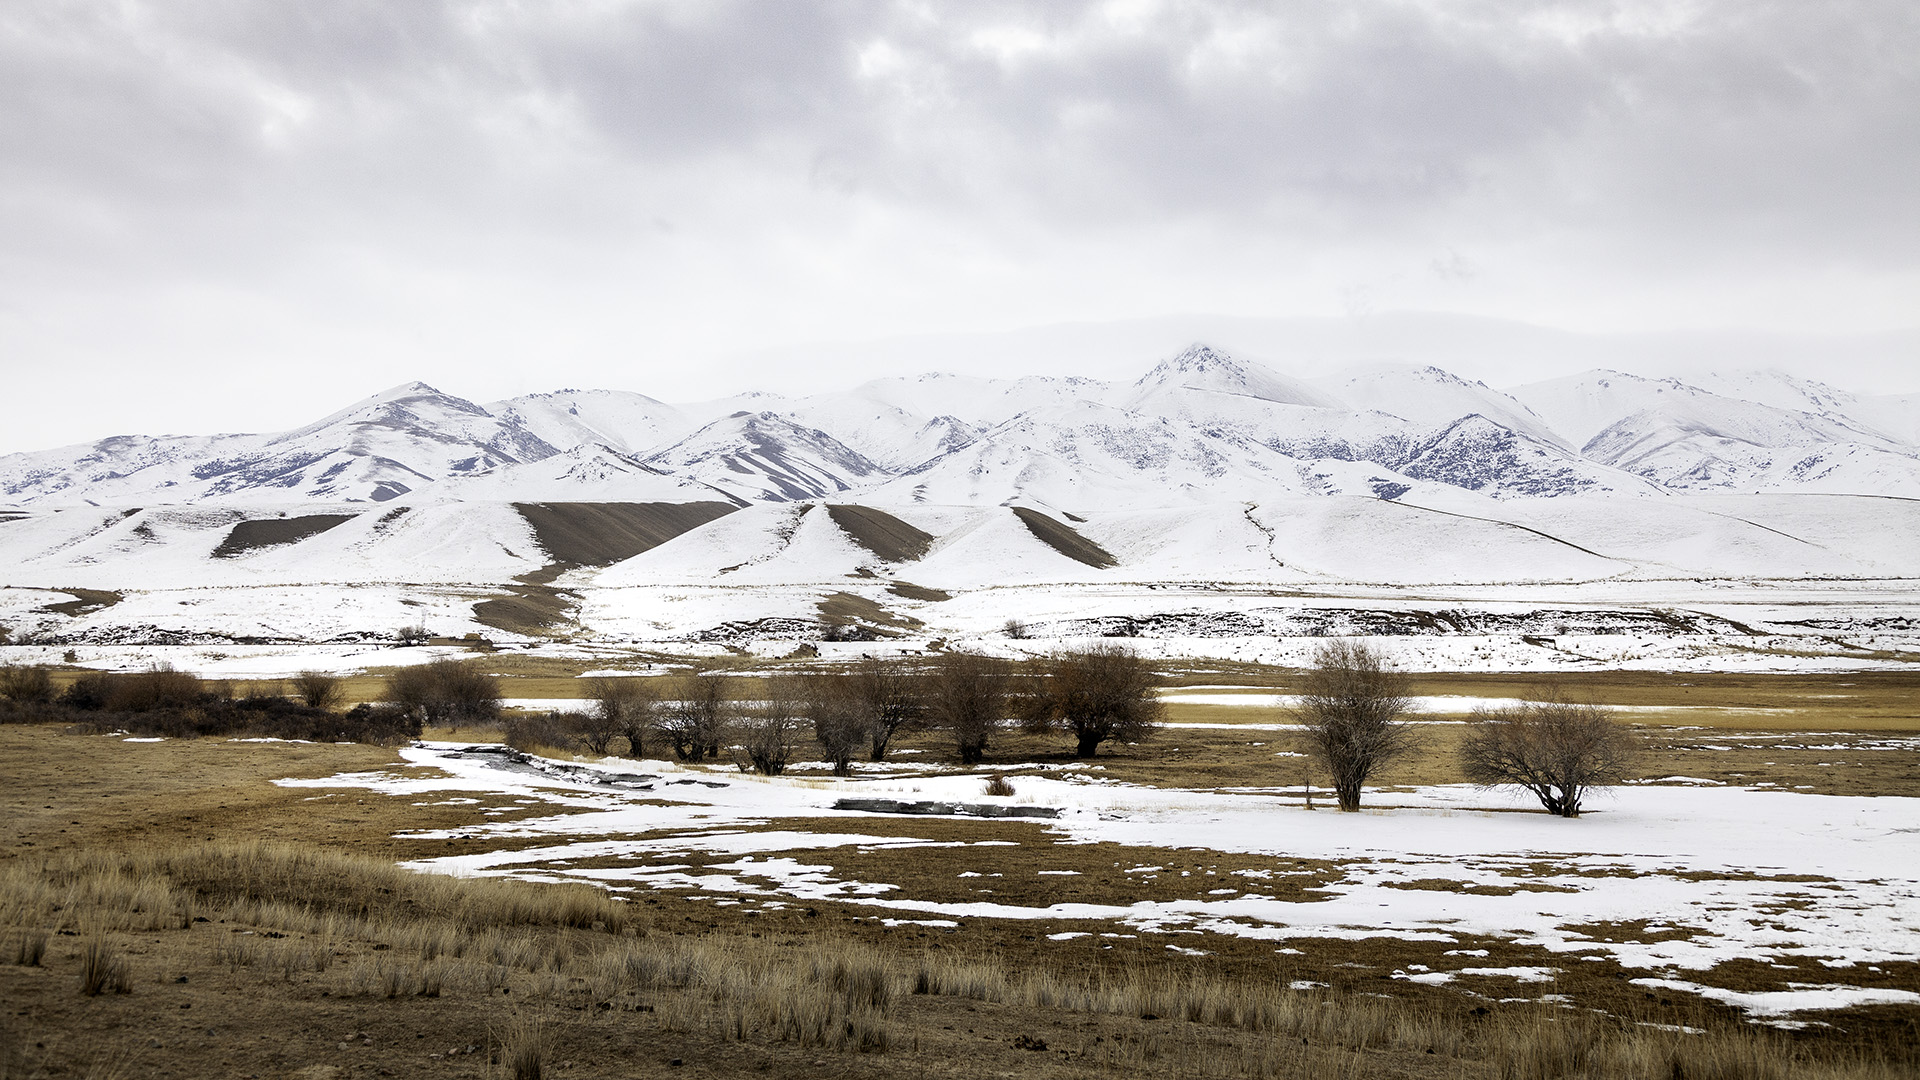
top-left (3, 349), bottom-right (1915, 510)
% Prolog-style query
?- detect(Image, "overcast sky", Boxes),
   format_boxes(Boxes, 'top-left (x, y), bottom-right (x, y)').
top-left (2, 0), bottom-right (1916, 451)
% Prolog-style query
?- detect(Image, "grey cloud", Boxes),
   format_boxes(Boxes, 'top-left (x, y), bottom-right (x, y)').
top-left (4, 0), bottom-right (1914, 251)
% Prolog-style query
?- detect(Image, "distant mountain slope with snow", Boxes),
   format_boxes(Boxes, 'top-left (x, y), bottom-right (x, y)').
top-left (866, 401), bottom-right (1309, 510)
top-left (0, 383), bottom-right (560, 507)
top-left (1507, 370), bottom-right (1920, 496)
top-left (0, 350), bottom-right (1914, 511)
top-left (426, 444), bottom-right (744, 504)
top-left (642, 412), bottom-right (886, 503)
top-left (487, 389), bottom-right (693, 456)
top-left (1320, 365), bottom-right (1567, 448)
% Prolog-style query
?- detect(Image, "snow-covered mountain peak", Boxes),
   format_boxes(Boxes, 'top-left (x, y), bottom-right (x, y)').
top-left (1155, 342), bottom-right (1236, 376)
top-left (1127, 343), bottom-right (1339, 410)
top-left (1320, 364), bottom-right (1567, 449)
top-left (274, 381), bottom-right (510, 446)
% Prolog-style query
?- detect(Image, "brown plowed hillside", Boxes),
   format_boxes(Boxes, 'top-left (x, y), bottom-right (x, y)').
top-left (825, 504), bottom-right (935, 562)
top-left (1011, 506), bottom-right (1116, 568)
top-left (211, 513), bottom-right (356, 557)
top-left (513, 501), bottom-right (740, 567)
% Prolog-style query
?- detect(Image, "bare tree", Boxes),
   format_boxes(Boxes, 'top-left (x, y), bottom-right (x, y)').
top-left (290, 671), bottom-right (344, 711)
top-left (735, 677), bottom-right (805, 776)
top-left (1459, 696), bottom-right (1639, 817)
top-left (799, 671), bottom-right (866, 776)
top-left (387, 660), bottom-right (500, 731)
top-left (1022, 644), bottom-right (1164, 757)
top-left (571, 708), bottom-right (620, 756)
top-left (1291, 640), bottom-right (1418, 812)
top-left (586, 678), bottom-right (658, 757)
top-left (848, 655), bottom-right (924, 761)
top-left (926, 652), bottom-right (1010, 766)
top-left (657, 674), bottom-right (735, 761)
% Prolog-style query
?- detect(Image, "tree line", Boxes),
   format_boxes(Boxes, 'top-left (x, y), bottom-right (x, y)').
top-left (505, 643), bottom-right (1166, 777)
top-left (0, 639), bottom-right (1638, 816)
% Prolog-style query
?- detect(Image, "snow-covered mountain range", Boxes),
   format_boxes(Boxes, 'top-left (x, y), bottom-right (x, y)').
top-left (6, 346), bottom-right (1916, 510)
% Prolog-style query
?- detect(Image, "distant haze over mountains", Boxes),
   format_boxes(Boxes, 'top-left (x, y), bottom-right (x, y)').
top-left (4, 345), bottom-right (1917, 511)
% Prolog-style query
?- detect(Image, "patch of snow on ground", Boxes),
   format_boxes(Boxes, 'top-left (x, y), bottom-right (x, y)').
top-left (279, 743), bottom-right (1920, 1016)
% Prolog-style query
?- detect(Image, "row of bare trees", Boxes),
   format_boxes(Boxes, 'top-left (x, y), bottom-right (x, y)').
top-left (529, 645), bottom-right (1166, 776)
top-left (1292, 640), bottom-right (1638, 817)
top-left (362, 640), bottom-right (1632, 816)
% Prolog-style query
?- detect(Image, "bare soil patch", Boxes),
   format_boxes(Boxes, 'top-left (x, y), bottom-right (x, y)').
top-left (817, 592), bottom-right (923, 635)
top-left (39, 587), bottom-right (124, 617)
top-left (211, 515), bottom-right (356, 559)
top-left (825, 505), bottom-right (935, 562)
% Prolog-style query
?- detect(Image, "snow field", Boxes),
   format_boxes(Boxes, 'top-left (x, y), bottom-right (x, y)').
top-left (280, 744), bottom-right (1920, 1018)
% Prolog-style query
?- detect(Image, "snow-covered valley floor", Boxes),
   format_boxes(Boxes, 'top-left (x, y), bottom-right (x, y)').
top-left (280, 742), bottom-right (1920, 1023)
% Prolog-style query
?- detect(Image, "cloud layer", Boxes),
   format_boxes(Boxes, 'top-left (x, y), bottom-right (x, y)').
top-left (2, 0), bottom-right (1915, 448)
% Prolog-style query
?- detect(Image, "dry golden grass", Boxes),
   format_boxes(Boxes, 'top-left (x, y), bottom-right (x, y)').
top-left (3, 836), bottom-right (1909, 1079)
top-left (2, 656), bottom-right (1916, 1078)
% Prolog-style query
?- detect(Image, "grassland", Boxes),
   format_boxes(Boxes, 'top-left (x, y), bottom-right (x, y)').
top-left (2, 663), bottom-right (1917, 1079)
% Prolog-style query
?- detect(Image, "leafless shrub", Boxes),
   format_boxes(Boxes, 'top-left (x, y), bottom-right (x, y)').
top-left (1290, 640), bottom-right (1418, 812)
top-left (1003, 619), bottom-right (1028, 640)
top-left (1459, 695), bottom-right (1639, 817)
top-left (396, 624), bottom-right (431, 646)
top-left (386, 659), bottom-right (500, 731)
top-left (59, 671), bottom-right (117, 710)
top-left (104, 664), bottom-right (205, 712)
top-left (78, 940), bottom-right (131, 996)
top-left (503, 712), bottom-right (580, 756)
top-left (658, 674), bottom-right (734, 761)
top-left (1021, 643), bottom-right (1163, 758)
top-left (0, 663), bottom-right (54, 704)
top-left (983, 774), bottom-right (1015, 797)
top-left (586, 678), bottom-right (658, 757)
top-left (289, 671), bottom-right (343, 711)
top-left (926, 652), bottom-right (1011, 766)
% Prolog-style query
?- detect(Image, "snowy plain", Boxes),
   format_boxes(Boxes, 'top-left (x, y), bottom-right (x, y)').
top-left (279, 744), bottom-right (1920, 1019)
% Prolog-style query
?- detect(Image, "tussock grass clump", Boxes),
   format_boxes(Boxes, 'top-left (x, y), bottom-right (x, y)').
top-left (497, 1018), bottom-right (544, 1080)
top-left (211, 936), bottom-right (259, 971)
top-left (77, 940), bottom-right (131, 996)
top-left (9, 930), bottom-right (49, 967)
